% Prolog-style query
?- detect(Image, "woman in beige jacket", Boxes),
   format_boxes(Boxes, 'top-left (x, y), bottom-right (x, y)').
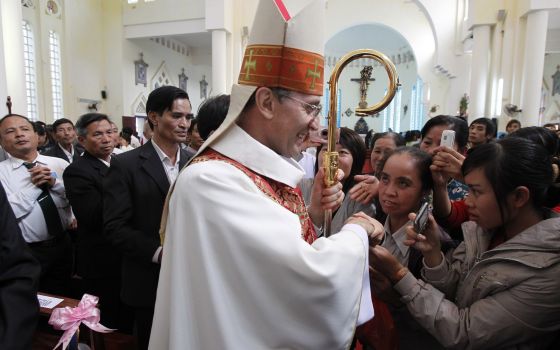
top-left (371, 137), bottom-right (560, 349)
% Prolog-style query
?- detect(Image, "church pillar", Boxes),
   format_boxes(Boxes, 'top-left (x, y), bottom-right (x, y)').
top-left (0, 1), bottom-right (26, 115)
top-left (520, 10), bottom-right (548, 126)
top-left (469, 24), bottom-right (491, 120)
top-left (211, 30), bottom-right (227, 96)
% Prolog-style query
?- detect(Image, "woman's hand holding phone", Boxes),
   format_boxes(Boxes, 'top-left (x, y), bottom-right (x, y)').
top-left (404, 211), bottom-right (443, 267)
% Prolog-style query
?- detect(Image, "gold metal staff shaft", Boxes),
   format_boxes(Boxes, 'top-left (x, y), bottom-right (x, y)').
top-left (323, 49), bottom-right (399, 237)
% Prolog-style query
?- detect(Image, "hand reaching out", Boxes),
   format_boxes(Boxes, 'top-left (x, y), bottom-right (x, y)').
top-left (349, 174), bottom-right (379, 205)
top-left (369, 245), bottom-right (408, 284)
top-left (430, 146), bottom-right (465, 182)
top-left (345, 211), bottom-right (384, 246)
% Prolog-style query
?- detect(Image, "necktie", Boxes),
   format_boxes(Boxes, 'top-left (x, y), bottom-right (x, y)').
top-left (23, 162), bottom-right (65, 237)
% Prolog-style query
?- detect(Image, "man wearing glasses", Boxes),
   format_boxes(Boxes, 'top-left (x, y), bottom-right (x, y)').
top-left (103, 85), bottom-right (191, 350)
top-left (150, 1), bottom-right (383, 349)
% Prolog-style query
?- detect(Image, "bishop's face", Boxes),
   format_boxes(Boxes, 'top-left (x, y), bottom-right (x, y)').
top-left (268, 91), bottom-right (321, 158)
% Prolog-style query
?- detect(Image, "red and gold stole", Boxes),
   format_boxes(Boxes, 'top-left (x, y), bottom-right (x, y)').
top-left (191, 149), bottom-right (317, 244)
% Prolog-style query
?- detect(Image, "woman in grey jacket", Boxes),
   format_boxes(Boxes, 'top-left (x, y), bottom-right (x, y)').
top-left (371, 137), bottom-right (560, 350)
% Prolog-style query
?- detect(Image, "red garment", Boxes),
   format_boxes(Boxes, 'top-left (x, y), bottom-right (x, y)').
top-left (192, 149), bottom-right (317, 243)
top-left (355, 298), bottom-right (399, 350)
top-left (440, 199), bottom-right (470, 229)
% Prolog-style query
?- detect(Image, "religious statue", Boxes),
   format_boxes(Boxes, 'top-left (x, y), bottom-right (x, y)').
top-left (351, 66), bottom-right (375, 109)
top-left (134, 53), bottom-right (148, 87)
top-left (354, 117), bottom-right (369, 134)
top-left (552, 65), bottom-right (560, 96)
top-left (200, 75), bottom-right (208, 99)
top-left (179, 68), bottom-right (188, 92)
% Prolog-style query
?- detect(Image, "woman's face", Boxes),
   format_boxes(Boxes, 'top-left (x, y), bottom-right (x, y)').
top-left (189, 124), bottom-right (204, 149)
top-left (420, 124), bottom-right (458, 155)
top-left (371, 136), bottom-right (397, 173)
top-left (319, 143), bottom-right (353, 182)
top-left (378, 153), bottom-right (425, 219)
top-left (464, 167), bottom-right (502, 230)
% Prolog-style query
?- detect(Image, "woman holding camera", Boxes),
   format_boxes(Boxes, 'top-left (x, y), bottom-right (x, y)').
top-left (372, 138), bottom-right (560, 349)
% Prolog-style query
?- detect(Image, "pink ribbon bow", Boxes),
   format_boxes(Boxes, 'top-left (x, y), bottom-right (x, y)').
top-left (48, 294), bottom-right (115, 350)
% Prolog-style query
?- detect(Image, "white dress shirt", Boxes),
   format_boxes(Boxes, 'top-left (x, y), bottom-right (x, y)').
top-left (0, 154), bottom-right (72, 242)
top-left (151, 140), bottom-right (180, 185)
top-left (58, 143), bottom-right (75, 163)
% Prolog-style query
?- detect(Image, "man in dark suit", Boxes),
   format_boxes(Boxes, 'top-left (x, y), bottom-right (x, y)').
top-left (0, 183), bottom-right (40, 350)
top-left (63, 113), bottom-right (131, 330)
top-left (44, 118), bottom-right (83, 163)
top-left (103, 86), bottom-right (192, 350)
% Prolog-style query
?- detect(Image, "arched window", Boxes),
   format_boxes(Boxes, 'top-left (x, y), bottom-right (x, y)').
top-left (48, 30), bottom-right (63, 120)
top-left (22, 21), bottom-right (38, 121)
top-left (410, 77), bottom-right (425, 130)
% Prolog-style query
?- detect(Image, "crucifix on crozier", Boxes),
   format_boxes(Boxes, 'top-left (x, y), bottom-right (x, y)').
top-left (351, 66), bottom-right (375, 108)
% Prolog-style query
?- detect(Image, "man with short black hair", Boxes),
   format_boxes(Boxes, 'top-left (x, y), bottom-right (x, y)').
top-left (197, 94), bottom-right (230, 140)
top-left (103, 86), bottom-right (192, 350)
top-left (468, 117), bottom-right (495, 148)
top-left (0, 114), bottom-right (73, 295)
top-left (63, 113), bottom-right (130, 329)
top-left (44, 118), bottom-right (83, 163)
top-left (34, 121), bottom-right (52, 153)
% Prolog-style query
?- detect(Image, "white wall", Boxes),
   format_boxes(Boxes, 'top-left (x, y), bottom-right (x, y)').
top-left (63, 0), bottom-right (105, 120)
top-left (123, 0), bottom-right (204, 26)
top-left (324, 0), bottom-right (464, 131)
top-left (14, 0), bottom-right (212, 127)
top-left (1, 0), bottom-right (26, 116)
top-left (324, 24), bottom-right (418, 133)
top-left (122, 37), bottom-right (211, 118)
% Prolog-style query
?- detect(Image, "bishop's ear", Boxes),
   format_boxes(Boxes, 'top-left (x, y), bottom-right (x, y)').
top-left (254, 87), bottom-right (276, 120)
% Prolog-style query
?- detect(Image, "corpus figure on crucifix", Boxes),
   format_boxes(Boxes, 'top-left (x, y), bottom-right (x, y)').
top-left (351, 65), bottom-right (375, 108)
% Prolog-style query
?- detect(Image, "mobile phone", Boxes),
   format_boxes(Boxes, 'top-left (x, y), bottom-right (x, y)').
top-left (413, 202), bottom-right (429, 234)
top-left (440, 130), bottom-right (455, 148)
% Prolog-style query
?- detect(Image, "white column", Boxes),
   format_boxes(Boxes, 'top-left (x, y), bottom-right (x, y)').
top-left (0, 1), bottom-right (26, 115)
top-left (520, 10), bottom-right (548, 127)
top-left (211, 29), bottom-right (227, 96)
top-left (488, 21), bottom-right (503, 119)
top-left (469, 25), bottom-right (491, 121)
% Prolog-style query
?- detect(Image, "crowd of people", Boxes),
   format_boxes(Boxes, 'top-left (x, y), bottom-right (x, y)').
top-left (1, 0), bottom-right (560, 349)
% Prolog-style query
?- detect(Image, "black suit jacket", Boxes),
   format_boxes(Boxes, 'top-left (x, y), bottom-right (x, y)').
top-left (103, 141), bottom-right (189, 307)
top-left (63, 151), bottom-right (120, 279)
top-left (0, 184), bottom-right (40, 350)
top-left (44, 143), bottom-right (83, 163)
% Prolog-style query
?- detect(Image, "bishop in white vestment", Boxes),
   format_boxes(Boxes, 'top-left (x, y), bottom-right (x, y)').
top-left (150, 1), bottom-right (380, 349)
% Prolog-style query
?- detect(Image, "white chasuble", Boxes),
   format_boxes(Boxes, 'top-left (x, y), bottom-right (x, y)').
top-left (150, 125), bottom-right (373, 350)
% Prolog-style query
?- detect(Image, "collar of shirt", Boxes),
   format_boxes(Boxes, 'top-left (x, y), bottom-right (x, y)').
top-left (211, 124), bottom-right (304, 188)
top-left (151, 139), bottom-right (181, 166)
top-left (8, 153), bottom-right (48, 169)
top-left (99, 156), bottom-right (110, 167)
top-left (383, 216), bottom-right (411, 257)
top-left (59, 143), bottom-right (74, 159)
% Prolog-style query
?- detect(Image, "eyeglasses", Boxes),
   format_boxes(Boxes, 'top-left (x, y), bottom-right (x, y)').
top-left (282, 95), bottom-right (322, 117)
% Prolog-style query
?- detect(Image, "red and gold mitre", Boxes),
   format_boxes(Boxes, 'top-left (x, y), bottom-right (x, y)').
top-left (238, 0), bottom-right (325, 96)
top-left (191, 0), bottom-right (326, 158)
